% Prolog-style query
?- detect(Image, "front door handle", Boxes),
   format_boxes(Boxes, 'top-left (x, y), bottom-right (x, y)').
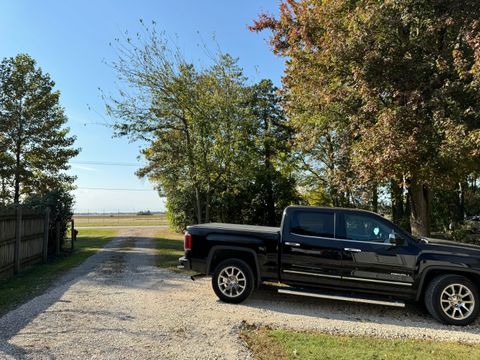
top-left (344, 248), bottom-right (362, 253)
top-left (285, 242), bottom-right (301, 247)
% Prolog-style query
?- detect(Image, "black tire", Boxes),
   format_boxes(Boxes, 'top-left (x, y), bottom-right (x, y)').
top-left (212, 258), bottom-right (254, 304)
top-left (424, 274), bottom-right (479, 326)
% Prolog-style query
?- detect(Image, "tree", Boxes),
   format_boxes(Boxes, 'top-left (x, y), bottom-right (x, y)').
top-left (0, 54), bottom-right (79, 206)
top-left (107, 28), bottom-right (256, 228)
top-left (251, 0), bottom-right (480, 236)
top-left (107, 26), bottom-right (299, 229)
top-left (244, 79), bottom-right (298, 225)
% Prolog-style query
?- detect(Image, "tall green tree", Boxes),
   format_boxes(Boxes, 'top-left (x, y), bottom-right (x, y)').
top-left (0, 54), bottom-right (79, 206)
top-left (245, 79), bottom-right (298, 225)
top-left (108, 27), bottom-right (299, 229)
top-left (107, 29), bottom-right (256, 227)
top-left (251, 0), bottom-right (480, 236)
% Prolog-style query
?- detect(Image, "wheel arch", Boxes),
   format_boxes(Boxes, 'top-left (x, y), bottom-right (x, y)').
top-left (206, 245), bottom-right (261, 287)
top-left (416, 266), bottom-right (480, 301)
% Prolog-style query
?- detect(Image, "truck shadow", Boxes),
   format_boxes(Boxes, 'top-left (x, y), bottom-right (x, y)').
top-left (241, 283), bottom-right (480, 333)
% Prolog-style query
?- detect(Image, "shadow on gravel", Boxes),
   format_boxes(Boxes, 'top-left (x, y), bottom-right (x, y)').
top-left (236, 283), bottom-right (480, 335)
top-left (0, 279), bottom-right (73, 359)
top-left (0, 234), bottom-right (149, 359)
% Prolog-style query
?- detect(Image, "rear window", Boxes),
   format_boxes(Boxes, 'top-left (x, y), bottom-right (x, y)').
top-left (290, 211), bottom-right (334, 238)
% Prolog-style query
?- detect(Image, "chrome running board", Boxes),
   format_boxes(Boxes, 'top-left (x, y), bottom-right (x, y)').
top-left (278, 288), bottom-right (405, 308)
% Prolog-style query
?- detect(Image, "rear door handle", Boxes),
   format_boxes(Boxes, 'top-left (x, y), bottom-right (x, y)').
top-left (344, 248), bottom-right (362, 253)
top-left (285, 242), bottom-right (301, 247)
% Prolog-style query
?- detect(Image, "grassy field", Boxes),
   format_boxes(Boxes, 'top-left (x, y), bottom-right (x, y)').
top-left (74, 214), bottom-right (168, 227)
top-left (241, 328), bottom-right (480, 360)
top-left (0, 228), bottom-right (118, 316)
top-left (153, 227), bottom-right (195, 274)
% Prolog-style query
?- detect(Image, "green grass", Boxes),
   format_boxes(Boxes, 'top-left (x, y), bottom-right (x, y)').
top-left (154, 227), bottom-right (194, 274)
top-left (73, 214), bottom-right (167, 227)
top-left (0, 228), bottom-right (118, 316)
top-left (241, 328), bottom-right (480, 360)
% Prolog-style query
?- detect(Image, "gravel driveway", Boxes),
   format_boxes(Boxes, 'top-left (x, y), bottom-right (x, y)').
top-left (1, 227), bottom-right (480, 359)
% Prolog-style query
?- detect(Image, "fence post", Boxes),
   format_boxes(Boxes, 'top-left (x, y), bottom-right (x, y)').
top-left (71, 219), bottom-right (75, 251)
top-left (55, 221), bottom-right (60, 256)
top-left (43, 208), bottom-right (50, 263)
top-left (14, 206), bottom-right (22, 274)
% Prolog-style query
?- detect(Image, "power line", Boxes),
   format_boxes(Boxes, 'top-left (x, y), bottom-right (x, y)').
top-left (76, 187), bottom-right (157, 192)
top-left (71, 161), bottom-right (145, 167)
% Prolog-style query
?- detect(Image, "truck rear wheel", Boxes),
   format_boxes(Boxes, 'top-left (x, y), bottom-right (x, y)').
top-left (212, 259), bottom-right (254, 304)
top-left (425, 274), bottom-right (479, 326)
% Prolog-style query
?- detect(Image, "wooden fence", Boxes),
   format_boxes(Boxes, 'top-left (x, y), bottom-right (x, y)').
top-left (0, 207), bottom-right (50, 279)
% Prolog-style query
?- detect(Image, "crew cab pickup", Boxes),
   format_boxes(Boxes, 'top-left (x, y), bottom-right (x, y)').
top-left (179, 206), bottom-right (480, 325)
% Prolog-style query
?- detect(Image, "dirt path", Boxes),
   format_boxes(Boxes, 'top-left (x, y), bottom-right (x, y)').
top-left (1, 228), bottom-right (480, 359)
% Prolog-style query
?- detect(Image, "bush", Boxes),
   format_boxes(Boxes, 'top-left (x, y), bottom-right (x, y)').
top-left (24, 188), bottom-right (74, 254)
top-left (450, 221), bottom-right (480, 245)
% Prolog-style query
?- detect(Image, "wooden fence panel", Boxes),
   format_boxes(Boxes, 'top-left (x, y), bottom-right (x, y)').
top-left (0, 214), bottom-right (16, 276)
top-left (0, 208), bottom-right (47, 279)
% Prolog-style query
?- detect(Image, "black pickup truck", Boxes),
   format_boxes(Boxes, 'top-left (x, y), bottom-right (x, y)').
top-left (179, 206), bottom-right (480, 325)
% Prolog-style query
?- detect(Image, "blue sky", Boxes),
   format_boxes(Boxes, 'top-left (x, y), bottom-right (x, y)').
top-left (0, 1), bottom-right (283, 213)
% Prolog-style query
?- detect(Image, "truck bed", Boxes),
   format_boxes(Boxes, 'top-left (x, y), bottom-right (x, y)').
top-left (187, 223), bottom-right (281, 241)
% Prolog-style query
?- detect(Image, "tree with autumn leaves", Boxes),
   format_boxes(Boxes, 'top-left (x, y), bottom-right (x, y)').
top-left (251, 0), bottom-right (480, 236)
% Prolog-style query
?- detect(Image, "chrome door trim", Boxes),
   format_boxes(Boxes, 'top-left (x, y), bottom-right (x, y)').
top-left (283, 269), bottom-right (341, 279)
top-left (342, 276), bottom-right (412, 286)
top-left (287, 233), bottom-right (395, 246)
top-left (283, 270), bottom-right (412, 286)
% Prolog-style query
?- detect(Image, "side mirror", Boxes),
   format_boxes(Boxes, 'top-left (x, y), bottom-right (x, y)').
top-left (389, 232), bottom-right (405, 246)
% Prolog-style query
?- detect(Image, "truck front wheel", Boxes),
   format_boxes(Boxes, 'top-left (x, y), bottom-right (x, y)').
top-left (425, 274), bottom-right (479, 326)
top-left (212, 259), bottom-right (254, 304)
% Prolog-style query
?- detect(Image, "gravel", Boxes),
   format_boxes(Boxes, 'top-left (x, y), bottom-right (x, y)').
top-left (1, 227), bottom-right (480, 359)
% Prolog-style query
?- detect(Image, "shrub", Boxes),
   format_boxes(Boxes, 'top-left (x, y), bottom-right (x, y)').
top-left (24, 188), bottom-right (74, 254)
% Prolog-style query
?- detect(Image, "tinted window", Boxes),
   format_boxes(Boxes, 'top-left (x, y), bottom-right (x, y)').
top-left (341, 213), bottom-right (394, 243)
top-left (290, 211), bottom-right (334, 238)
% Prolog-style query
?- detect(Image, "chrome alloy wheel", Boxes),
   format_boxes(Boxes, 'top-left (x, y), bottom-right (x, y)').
top-left (440, 283), bottom-right (475, 320)
top-left (217, 266), bottom-right (247, 298)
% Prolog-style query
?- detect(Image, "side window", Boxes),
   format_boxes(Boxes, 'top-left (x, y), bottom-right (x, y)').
top-left (290, 211), bottom-right (334, 238)
top-left (341, 214), bottom-right (394, 243)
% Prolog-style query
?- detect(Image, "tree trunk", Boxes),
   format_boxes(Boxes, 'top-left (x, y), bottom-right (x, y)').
top-left (204, 189), bottom-right (210, 223)
top-left (371, 183), bottom-right (378, 213)
top-left (194, 187), bottom-right (202, 224)
top-left (264, 154), bottom-right (276, 226)
top-left (262, 115), bottom-right (276, 226)
top-left (14, 143), bottom-right (21, 206)
top-left (458, 181), bottom-right (466, 224)
top-left (408, 179), bottom-right (431, 237)
top-left (265, 179), bottom-right (276, 226)
top-left (391, 180), bottom-right (404, 225)
top-left (13, 101), bottom-right (23, 206)
top-left (404, 194), bottom-right (411, 232)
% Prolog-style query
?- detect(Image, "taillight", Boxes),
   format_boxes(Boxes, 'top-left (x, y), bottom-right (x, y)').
top-left (184, 232), bottom-right (192, 250)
